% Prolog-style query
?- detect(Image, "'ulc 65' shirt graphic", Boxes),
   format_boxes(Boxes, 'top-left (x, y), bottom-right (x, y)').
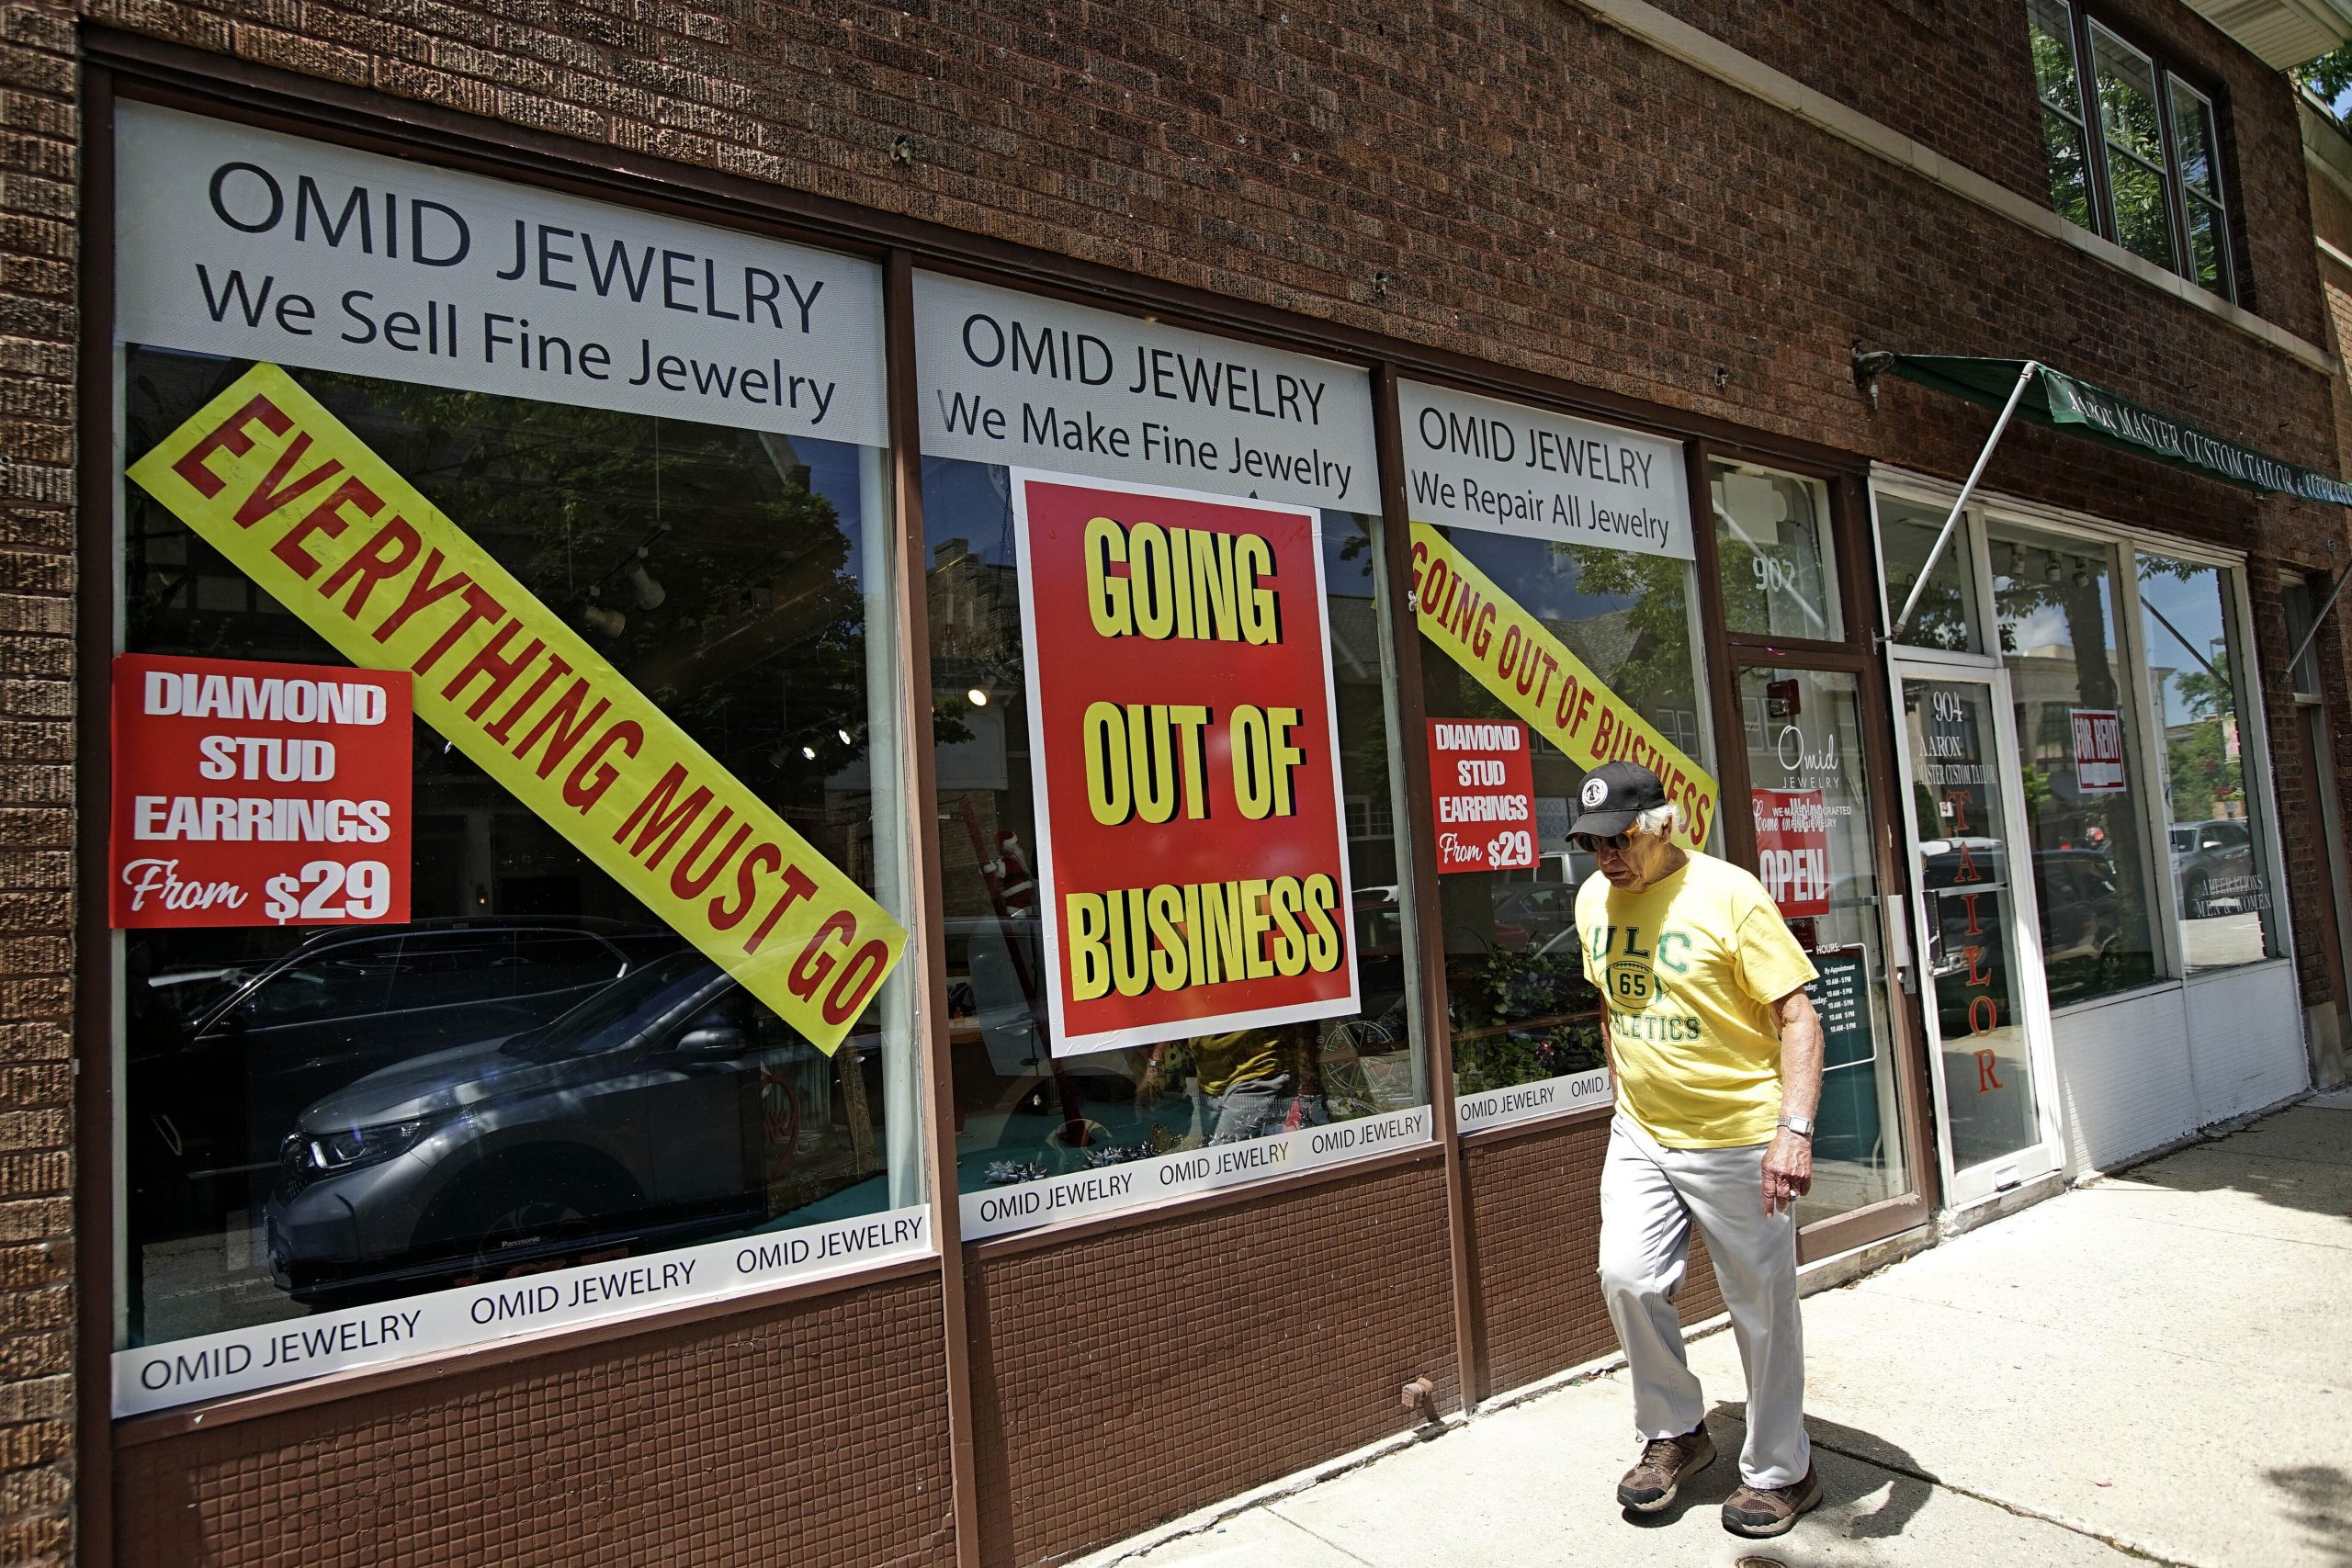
top-left (1576, 852), bottom-right (1817, 1149)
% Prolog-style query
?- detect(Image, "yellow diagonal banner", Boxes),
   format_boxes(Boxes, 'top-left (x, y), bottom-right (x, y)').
top-left (129, 364), bottom-right (904, 1052)
top-left (1409, 522), bottom-right (1716, 852)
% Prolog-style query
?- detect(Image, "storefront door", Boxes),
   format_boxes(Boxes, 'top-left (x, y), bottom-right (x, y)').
top-left (1893, 669), bottom-right (2064, 1203)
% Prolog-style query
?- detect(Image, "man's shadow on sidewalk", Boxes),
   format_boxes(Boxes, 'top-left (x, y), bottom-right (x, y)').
top-left (1621, 1403), bottom-right (1936, 1541)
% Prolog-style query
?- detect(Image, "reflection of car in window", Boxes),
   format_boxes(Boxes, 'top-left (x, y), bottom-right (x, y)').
top-left (265, 950), bottom-right (872, 1303)
top-left (129, 918), bottom-right (683, 1244)
top-left (2169, 818), bottom-right (2256, 917)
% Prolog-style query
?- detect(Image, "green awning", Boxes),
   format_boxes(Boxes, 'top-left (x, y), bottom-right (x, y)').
top-left (1883, 355), bottom-right (2352, 506)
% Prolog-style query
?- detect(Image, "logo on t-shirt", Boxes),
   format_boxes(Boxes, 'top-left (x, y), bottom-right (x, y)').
top-left (1603, 956), bottom-right (1655, 1006)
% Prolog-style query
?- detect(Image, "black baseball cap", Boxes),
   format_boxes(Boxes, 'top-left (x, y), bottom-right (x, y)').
top-left (1567, 760), bottom-right (1667, 839)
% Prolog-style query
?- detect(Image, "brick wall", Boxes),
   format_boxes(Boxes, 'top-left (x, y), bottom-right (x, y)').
top-left (7, 1), bottom-right (2348, 1562)
top-left (0, 3), bottom-right (75, 1564)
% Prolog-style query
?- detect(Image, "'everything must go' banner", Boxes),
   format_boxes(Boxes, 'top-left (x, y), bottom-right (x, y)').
top-left (128, 363), bottom-right (905, 1053)
top-left (1015, 471), bottom-right (1358, 1057)
top-left (1408, 523), bottom-right (1716, 851)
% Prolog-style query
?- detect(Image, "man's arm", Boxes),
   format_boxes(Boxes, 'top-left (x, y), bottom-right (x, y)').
top-left (1761, 987), bottom-right (1824, 1215)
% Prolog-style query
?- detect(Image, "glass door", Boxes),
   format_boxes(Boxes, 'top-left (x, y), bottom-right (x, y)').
top-left (1739, 666), bottom-right (1914, 1232)
top-left (1894, 671), bottom-right (2064, 1203)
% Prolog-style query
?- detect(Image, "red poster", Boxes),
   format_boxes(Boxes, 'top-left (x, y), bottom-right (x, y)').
top-left (110, 654), bottom-right (413, 929)
top-left (1752, 787), bottom-right (1829, 918)
top-left (1428, 719), bottom-right (1536, 874)
top-left (1013, 470), bottom-right (1356, 1057)
top-left (2070, 708), bottom-right (2126, 794)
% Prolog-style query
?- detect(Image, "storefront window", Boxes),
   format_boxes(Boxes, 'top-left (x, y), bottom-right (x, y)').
top-left (1397, 381), bottom-right (1711, 1131)
top-left (112, 108), bottom-right (924, 1415)
top-left (1740, 668), bottom-right (1908, 1224)
top-left (2137, 556), bottom-right (2278, 971)
top-left (1879, 496), bottom-right (1982, 652)
top-left (1990, 524), bottom-right (2161, 1004)
top-left (1713, 460), bottom-right (1843, 642)
top-left (915, 276), bottom-right (1429, 1237)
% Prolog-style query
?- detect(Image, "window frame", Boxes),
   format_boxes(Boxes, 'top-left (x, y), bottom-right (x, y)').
top-left (2032, 0), bottom-right (2235, 302)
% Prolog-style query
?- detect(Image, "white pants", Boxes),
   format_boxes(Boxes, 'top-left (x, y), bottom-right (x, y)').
top-left (1597, 1115), bottom-right (1809, 1489)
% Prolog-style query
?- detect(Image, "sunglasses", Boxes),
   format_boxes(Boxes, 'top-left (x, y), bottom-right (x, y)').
top-left (1570, 830), bottom-right (1634, 852)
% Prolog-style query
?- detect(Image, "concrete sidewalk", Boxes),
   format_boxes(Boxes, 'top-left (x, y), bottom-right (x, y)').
top-left (1080, 1097), bottom-right (2352, 1568)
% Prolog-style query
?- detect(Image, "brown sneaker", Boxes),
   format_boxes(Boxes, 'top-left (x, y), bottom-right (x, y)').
top-left (1615, 1426), bottom-right (1715, 1513)
top-left (1721, 1463), bottom-right (1823, 1538)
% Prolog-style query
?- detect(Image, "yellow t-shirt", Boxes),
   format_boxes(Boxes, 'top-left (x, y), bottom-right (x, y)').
top-left (1576, 852), bottom-right (1817, 1149)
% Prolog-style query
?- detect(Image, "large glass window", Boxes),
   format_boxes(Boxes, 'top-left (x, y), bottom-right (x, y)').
top-left (119, 355), bottom-right (923, 1367)
top-left (2030, 0), bottom-right (2096, 231)
top-left (1990, 523), bottom-right (2161, 1004)
top-left (916, 276), bottom-right (1425, 1237)
top-left (2138, 556), bottom-right (2278, 971)
top-left (111, 107), bottom-right (923, 1415)
top-left (1713, 460), bottom-right (1843, 642)
top-left (1422, 528), bottom-right (1709, 1115)
top-left (2091, 25), bottom-right (2174, 272)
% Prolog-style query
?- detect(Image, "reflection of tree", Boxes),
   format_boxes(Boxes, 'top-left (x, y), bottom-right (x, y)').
top-left (129, 354), bottom-right (876, 794)
top-left (1549, 543), bottom-right (1696, 717)
top-left (2167, 650), bottom-right (2242, 818)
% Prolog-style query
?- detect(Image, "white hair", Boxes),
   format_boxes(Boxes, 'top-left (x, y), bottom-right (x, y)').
top-left (1633, 800), bottom-right (1686, 838)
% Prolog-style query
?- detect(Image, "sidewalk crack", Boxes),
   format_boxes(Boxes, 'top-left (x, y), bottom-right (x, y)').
top-left (1807, 1435), bottom-right (2215, 1568)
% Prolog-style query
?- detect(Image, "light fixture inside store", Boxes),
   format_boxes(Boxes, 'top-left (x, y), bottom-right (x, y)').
top-left (582, 593), bottom-right (626, 638)
top-left (967, 687), bottom-right (989, 706)
top-left (625, 546), bottom-right (667, 611)
top-left (838, 728), bottom-right (854, 746)
top-left (801, 745), bottom-right (818, 760)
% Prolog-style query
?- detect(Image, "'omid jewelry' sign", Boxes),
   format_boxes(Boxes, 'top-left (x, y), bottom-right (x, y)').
top-left (1014, 470), bottom-right (1358, 1057)
top-left (129, 363), bottom-right (904, 1053)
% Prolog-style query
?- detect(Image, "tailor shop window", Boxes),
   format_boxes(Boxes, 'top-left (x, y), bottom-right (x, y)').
top-left (1990, 524), bottom-right (2162, 1004)
top-left (1398, 382), bottom-right (1712, 1132)
top-left (916, 276), bottom-right (1429, 1237)
top-left (2137, 555), bottom-right (2278, 972)
top-left (114, 353), bottom-right (925, 1379)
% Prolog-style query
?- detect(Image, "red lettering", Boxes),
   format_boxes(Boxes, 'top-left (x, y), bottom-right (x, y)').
top-left (1973, 1043), bottom-right (2004, 1086)
top-left (788, 911), bottom-right (858, 1000)
top-left (442, 618), bottom-right (548, 720)
top-left (170, 394), bottom-right (289, 499)
top-left (370, 547), bottom-right (471, 643)
top-left (615, 761), bottom-right (711, 866)
top-left (271, 476), bottom-right (383, 580)
top-left (564, 720), bottom-right (640, 811)
top-left (318, 516), bottom-right (423, 620)
top-left (710, 842), bottom-right (784, 931)
top-left (233, 431), bottom-right (345, 528)
top-left (1969, 1000), bottom-right (2001, 1041)
top-left (743, 864), bottom-right (820, 956)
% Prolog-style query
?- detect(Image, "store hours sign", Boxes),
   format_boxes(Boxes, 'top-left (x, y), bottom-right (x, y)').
top-left (1014, 471), bottom-right (1358, 1056)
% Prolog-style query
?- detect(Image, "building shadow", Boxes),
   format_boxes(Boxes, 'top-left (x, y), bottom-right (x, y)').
top-left (2110, 1105), bottom-right (2352, 1225)
top-left (1619, 1404), bottom-right (1936, 1541)
top-left (2267, 1464), bottom-right (2352, 1566)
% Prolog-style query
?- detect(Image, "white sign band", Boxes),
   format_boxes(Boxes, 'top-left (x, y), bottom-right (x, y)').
top-left (1401, 379), bottom-right (1691, 558)
top-left (914, 272), bottom-right (1377, 513)
top-left (960, 1107), bottom-right (1432, 1239)
top-left (116, 103), bottom-right (888, 447)
top-left (113, 1204), bottom-right (931, 1416)
top-left (1453, 1067), bottom-right (1614, 1134)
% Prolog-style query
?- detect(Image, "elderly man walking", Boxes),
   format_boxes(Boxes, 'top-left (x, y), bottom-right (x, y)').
top-left (1570, 761), bottom-right (1827, 1539)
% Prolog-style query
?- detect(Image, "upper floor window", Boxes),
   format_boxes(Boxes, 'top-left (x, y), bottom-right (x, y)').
top-left (2027, 0), bottom-right (2235, 300)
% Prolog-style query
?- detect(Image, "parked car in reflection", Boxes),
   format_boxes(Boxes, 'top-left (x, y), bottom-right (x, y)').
top-left (266, 950), bottom-right (870, 1303)
top-left (2169, 818), bottom-right (2260, 918)
top-left (129, 918), bottom-right (683, 1240)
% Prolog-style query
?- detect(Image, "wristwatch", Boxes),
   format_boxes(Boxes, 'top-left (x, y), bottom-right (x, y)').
top-left (1777, 1115), bottom-right (1815, 1139)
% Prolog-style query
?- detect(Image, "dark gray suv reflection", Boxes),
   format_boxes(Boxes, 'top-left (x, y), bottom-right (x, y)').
top-left (266, 951), bottom-right (860, 1303)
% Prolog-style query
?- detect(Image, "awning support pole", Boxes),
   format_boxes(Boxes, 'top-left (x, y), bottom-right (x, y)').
top-left (2285, 555), bottom-right (2352, 682)
top-left (1888, 360), bottom-right (2040, 644)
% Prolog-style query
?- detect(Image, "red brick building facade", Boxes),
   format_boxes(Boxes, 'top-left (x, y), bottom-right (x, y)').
top-left (3, 1), bottom-right (2347, 1562)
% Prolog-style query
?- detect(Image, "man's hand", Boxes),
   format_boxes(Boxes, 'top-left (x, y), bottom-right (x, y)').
top-left (1762, 1129), bottom-right (1813, 1215)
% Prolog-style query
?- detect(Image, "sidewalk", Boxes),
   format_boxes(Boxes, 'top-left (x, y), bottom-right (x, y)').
top-left (1080, 1096), bottom-right (2352, 1568)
